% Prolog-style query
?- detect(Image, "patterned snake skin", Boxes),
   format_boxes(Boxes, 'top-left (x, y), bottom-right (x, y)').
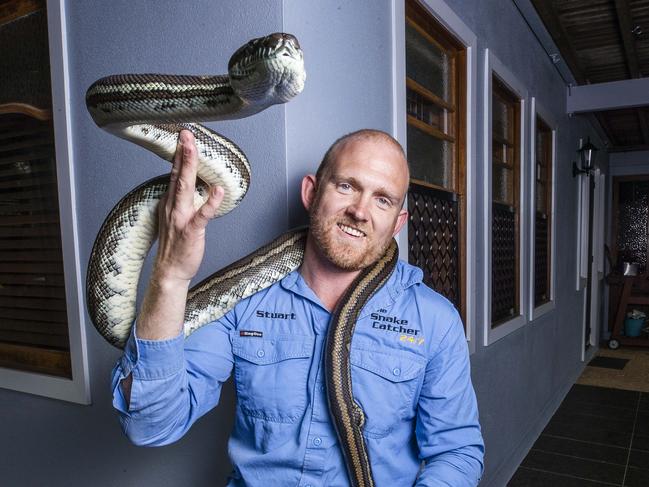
top-left (85, 33), bottom-right (306, 347)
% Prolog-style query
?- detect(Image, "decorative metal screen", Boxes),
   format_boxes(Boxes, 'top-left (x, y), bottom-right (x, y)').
top-left (534, 213), bottom-right (549, 306)
top-left (492, 202), bottom-right (517, 325)
top-left (408, 183), bottom-right (460, 308)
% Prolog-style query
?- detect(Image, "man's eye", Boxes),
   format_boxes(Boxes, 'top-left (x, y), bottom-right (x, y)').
top-left (338, 183), bottom-right (353, 193)
top-left (376, 197), bottom-right (392, 209)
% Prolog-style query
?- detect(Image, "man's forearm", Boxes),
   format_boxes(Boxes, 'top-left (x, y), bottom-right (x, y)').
top-left (120, 272), bottom-right (190, 406)
top-left (136, 272), bottom-right (190, 340)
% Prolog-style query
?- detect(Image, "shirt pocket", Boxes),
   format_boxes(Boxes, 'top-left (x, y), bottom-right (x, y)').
top-left (232, 333), bottom-right (314, 423)
top-left (350, 348), bottom-right (426, 438)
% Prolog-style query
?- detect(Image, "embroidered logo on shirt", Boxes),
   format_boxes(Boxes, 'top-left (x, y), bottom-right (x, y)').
top-left (370, 312), bottom-right (419, 335)
top-left (255, 310), bottom-right (296, 320)
top-left (240, 330), bottom-right (263, 338)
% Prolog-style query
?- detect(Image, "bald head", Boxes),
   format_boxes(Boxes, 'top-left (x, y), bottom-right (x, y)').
top-left (315, 129), bottom-right (410, 201)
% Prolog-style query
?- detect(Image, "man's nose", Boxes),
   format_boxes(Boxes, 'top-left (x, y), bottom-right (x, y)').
top-left (346, 196), bottom-right (370, 221)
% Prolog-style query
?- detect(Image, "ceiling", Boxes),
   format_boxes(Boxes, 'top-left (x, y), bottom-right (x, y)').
top-left (531, 0), bottom-right (649, 152)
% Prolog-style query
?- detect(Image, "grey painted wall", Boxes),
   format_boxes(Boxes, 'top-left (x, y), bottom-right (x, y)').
top-left (1, 1), bottom-right (609, 486)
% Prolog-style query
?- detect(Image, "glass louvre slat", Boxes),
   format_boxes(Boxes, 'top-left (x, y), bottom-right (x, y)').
top-left (405, 22), bottom-right (450, 103)
top-left (407, 88), bottom-right (448, 134)
top-left (492, 95), bottom-right (510, 142)
top-left (407, 124), bottom-right (451, 188)
top-left (493, 165), bottom-right (513, 205)
top-left (536, 182), bottom-right (546, 214)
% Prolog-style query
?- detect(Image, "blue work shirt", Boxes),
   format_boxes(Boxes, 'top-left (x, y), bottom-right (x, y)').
top-left (112, 260), bottom-right (484, 486)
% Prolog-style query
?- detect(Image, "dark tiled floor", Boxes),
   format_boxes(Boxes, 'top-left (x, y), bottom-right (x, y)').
top-left (508, 384), bottom-right (649, 486)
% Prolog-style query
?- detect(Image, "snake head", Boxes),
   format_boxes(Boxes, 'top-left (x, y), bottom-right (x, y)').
top-left (228, 33), bottom-right (306, 105)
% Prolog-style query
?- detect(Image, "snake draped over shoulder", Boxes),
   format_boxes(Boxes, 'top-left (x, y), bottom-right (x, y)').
top-left (85, 33), bottom-right (396, 487)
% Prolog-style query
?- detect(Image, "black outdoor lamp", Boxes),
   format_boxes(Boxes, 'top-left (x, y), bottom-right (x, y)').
top-left (572, 137), bottom-right (599, 177)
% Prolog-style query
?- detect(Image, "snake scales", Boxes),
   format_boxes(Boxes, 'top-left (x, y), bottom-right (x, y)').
top-left (85, 33), bottom-right (397, 487)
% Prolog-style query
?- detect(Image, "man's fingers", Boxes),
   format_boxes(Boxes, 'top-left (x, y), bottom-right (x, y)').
top-left (190, 186), bottom-right (224, 231)
top-left (174, 130), bottom-right (199, 212)
top-left (165, 136), bottom-right (184, 208)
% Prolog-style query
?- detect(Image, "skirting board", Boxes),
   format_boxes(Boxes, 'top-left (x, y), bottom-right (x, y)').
top-left (479, 364), bottom-right (586, 487)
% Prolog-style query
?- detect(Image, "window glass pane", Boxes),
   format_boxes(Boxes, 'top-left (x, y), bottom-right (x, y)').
top-left (493, 165), bottom-right (513, 205)
top-left (536, 132), bottom-right (546, 164)
top-left (406, 23), bottom-right (450, 103)
top-left (492, 94), bottom-right (511, 142)
top-left (491, 140), bottom-right (514, 166)
top-left (407, 124), bottom-right (451, 187)
top-left (407, 88), bottom-right (448, 134)
top-left (536, 182), bottom-right (546, 214)
top-left (536, 163), bottom-right (545, 182)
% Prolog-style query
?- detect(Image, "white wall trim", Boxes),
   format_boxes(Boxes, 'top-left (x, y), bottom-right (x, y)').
top-left (528, 98), bottom-right (557, 321)
top-left (394, 0), bottom-right (478, 353)
top-left (392, 0), bottom-right (408, 262)
top-left (483, 49), bottom-right (529, 346)
top-left (0, 0), bottom-right (91, 404)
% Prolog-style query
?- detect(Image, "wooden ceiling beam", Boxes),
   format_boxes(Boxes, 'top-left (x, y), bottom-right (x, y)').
top-left (530, 0), bottom-right (587, 84)
top-left (613, 0), bottom-right (641, 78)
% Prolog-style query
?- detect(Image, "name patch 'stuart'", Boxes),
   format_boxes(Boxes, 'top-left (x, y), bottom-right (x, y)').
top-left (370, 312), bottom-right (419, 335)
top-left (256, 310), bottom-right (296, 320)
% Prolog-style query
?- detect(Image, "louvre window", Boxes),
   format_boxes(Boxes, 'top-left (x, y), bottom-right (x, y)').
top-left (491, 76), bottom-right (521, 327)
top-left (534, 116), bottom-right (552, 307)
top-left (0, 1), bottom-right (71, 378)
top-left (405, 0), bottom-right (467, 322)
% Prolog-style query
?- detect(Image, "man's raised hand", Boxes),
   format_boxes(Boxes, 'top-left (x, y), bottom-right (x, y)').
top-left (153, 129), bottom-right (225, 286)
top-left (135, 129), bottom-right (224, 341)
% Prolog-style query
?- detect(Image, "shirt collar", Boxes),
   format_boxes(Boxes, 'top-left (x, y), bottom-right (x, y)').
top-left (279, 260), bottom-right (423, 314)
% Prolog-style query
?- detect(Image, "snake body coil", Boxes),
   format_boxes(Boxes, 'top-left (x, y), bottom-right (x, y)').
top-left (86, 33), bottom-right (393, 486)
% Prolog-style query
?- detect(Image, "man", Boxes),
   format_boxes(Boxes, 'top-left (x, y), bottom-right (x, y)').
top-left (112, 128), bottom-right (484, 486)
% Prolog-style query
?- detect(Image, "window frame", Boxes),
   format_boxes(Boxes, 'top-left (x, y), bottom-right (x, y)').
top-left (392, 0), bottom-right (477, 353)
top-left (0, 0), bottom-right (90, 404)
top-left (528, 98), bottom-right (557, 320)
top-left (483, 48), bottom-right (528, 346)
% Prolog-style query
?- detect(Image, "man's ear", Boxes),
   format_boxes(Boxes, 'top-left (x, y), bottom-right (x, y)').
top-left (301, 174), bottom-right (318, 211)
top-left (392, 209), bottom-right (408, 237)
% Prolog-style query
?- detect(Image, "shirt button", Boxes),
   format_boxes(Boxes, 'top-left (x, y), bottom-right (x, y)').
top-left (393, 367), bottom-right (401, 376)
top-left (256, 349), bottom-right (265, 358)
top-left (313, 437), bottom-right (322, 447)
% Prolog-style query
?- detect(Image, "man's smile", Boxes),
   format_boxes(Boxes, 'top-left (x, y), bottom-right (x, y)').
top-left (337, 222), bottom-right (366, 238)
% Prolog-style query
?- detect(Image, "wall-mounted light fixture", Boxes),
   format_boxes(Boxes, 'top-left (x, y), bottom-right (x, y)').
top-left (572, 137), bottom-right (599, 178)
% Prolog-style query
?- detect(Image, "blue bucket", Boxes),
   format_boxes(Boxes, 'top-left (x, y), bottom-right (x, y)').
top-left (624, 318), bottom-right (645, 337)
